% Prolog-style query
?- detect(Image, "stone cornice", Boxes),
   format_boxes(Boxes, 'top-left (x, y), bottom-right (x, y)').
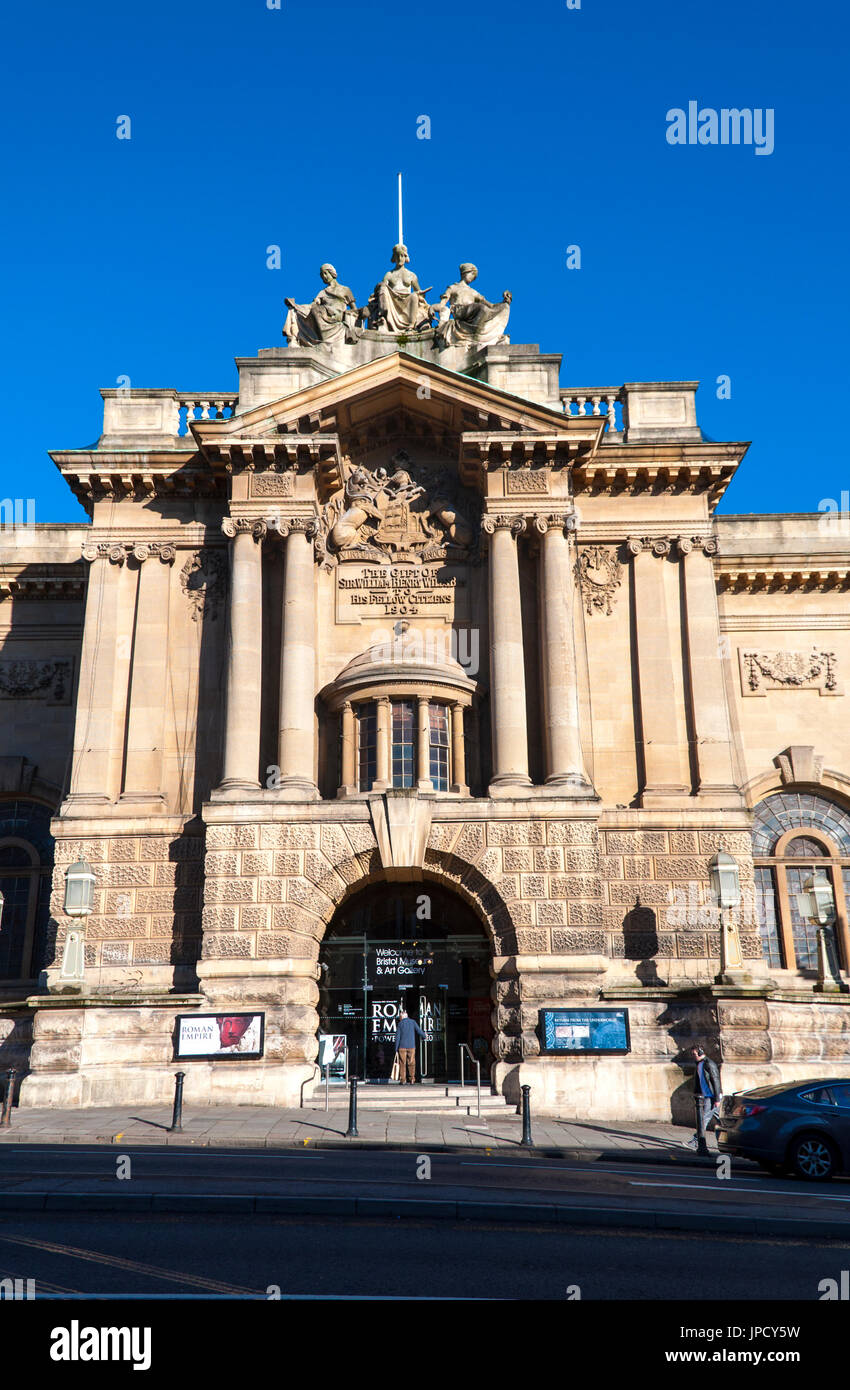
top-left (50, 449), bottom-right (224, 517)
top-left (0, 569), bottom-right (86, 602)
top-left (571, 441), bottom-right (748, 511)
top-left (458, 430), bottom-right (601, 489)
top-left (716, 564), bottom-right (850, 593)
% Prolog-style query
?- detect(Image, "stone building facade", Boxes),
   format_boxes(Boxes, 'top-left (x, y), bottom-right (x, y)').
top-left (2, 288), bottom-right (850, 1118)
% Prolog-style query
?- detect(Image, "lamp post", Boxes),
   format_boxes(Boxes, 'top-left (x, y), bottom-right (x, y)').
top-left (797, 871), bottom-right (846, 994)
top-left (709, 851), bottom-right (749, 986)
top-left (60, 860), bottom-right (96, 988)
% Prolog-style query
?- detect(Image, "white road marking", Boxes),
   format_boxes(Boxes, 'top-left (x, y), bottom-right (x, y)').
top-left (629, 1180), bottom-right (850, 1202)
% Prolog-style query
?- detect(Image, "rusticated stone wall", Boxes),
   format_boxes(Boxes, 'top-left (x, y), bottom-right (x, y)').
top-left (49, 827), bottom-right (204, 992)
top-left (598, 826), bottom-right (761, 974)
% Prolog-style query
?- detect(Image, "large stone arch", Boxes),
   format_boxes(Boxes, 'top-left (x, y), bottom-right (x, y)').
top-left (266, 818), bottom-right (522, 960)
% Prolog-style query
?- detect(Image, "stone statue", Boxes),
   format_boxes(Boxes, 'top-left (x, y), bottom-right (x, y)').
top-left (283, 264), bottom-right (360, 347)
top-left (330, 466), bottom-right (384, 550)
top-left (369, 245), bottom-right (434, 334)
top-left (435, 264), bottom-right (511, 350)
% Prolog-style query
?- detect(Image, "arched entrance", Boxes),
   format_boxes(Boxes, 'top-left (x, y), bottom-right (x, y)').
top-left (318, 881), bottom-right (493, 1084)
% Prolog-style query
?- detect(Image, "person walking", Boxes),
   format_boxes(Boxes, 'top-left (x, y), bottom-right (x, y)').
top-left (687, 1045), bottom-right (723, 1155)
top-left (394, 1009), bottom-right (426, 1085)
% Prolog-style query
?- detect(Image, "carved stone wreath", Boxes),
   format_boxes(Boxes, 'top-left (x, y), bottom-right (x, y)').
top-left (179, 551), bottom-right (226, 622)
top-left (0, 659), bottom-right (72, 703)
top-left (576, 545), bottom-right (623, 615)
top-left (740, 648), bottom-right (841, 697)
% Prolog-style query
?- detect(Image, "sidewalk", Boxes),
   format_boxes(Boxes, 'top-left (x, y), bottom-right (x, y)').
top-left (0, 1101), bottom-right (720, 1162)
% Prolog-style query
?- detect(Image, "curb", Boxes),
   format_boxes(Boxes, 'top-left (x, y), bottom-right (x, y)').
top-left (0, 1132), bottom-right (733, 1167)
top-left (0, 1190), bottom-right (845, 1238)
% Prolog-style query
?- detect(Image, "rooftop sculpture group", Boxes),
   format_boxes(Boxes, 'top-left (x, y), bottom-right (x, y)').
top-left (283, 246), bottom-right (512, 353)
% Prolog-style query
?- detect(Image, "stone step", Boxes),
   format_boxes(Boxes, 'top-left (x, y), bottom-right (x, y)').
top-left (307, 1088), bottom-right (513, 1114)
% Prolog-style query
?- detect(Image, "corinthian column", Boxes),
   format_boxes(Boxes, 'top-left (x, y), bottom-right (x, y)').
top-left (219, 518), bottom-right (265, 791)
top-left (277, 519), bottom-right (319, 797)
top-left (535, 514), bottom-right (589, 788)
top-left (483, 515), bottom-right (531, 790)
top-left (120, 543), bottom-right (175, 804)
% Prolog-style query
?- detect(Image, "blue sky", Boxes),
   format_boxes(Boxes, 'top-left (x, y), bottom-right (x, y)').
top-left (1, 0), bottom-right (846, 522)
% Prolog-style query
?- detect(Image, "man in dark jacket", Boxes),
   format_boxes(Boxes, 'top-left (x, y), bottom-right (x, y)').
top-left (689, 1045), bottom-right (723, 1155)
top-left (394, 1009), bottom-right (426, 1084)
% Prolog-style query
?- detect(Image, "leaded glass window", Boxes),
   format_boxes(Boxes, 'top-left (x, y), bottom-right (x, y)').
top-left (752, 793), bottom-right (850, 973)
top-left (357, 703), bottom-right (377, 792)
top-left (429, 704), bottom-right (450, 791)
top-left (391, 701), bottom-right (415, 788)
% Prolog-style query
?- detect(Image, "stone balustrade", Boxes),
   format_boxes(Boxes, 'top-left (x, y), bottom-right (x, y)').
top-left (560, 388), bottom-right (623, 434)
top-left (178, 394), bottom-right (238, 437)
top-left (99, 389), bottom-right (238, 442)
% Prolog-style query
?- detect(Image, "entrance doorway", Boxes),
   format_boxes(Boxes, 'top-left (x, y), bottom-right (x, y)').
top-left (318, 881), bottom-right (493, 1084)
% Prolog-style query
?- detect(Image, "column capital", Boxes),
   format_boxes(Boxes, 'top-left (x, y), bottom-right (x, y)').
top-left (677, 534), bottom-right (718, 557)
top-left (532, 512), bottom-right (576, 536)
top-left (482, 514), bottom-right (526, 536)
top-left (82, 541), bottom-right (127, 565)
top-left (132, 541), bottom-right (176, 565)
top-left (81, 540), bottom-right (176, 564)
top-left (221, 517), bottom-right (267, 542)
top-left (627, 535), bottom-right (673, 557)
top-left (268, 513), bottom-right (317, 538)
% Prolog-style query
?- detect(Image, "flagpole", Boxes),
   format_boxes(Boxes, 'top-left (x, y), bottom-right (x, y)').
top-left (398, 172), bottom-right (403, 246)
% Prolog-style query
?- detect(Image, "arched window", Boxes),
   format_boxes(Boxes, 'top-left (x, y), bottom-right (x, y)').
top-left (0, 800), bottom-right (55, 982)
top-left (753, 793), bottom-right (850, 972)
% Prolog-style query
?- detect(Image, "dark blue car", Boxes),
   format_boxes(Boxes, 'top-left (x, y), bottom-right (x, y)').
top-left (718, 1079), bottom-right (850, 1180)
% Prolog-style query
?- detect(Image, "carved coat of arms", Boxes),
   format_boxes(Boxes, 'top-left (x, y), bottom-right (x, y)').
top-left (314, 453), bottom-right (477, 567)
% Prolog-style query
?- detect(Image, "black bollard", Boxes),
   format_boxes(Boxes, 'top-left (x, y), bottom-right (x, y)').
top-left (346, 1074), bottom-right (359, 1138)
top-left (168, 1071), bottom-right (185, 1133)
top-left (0, 1070), bottom-right (16, 1129)
top-left (520, 1083), bottom-right (534, 1148)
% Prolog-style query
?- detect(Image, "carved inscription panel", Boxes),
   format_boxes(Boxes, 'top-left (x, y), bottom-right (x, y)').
top-left (335, 562), bottom-right (469, 625)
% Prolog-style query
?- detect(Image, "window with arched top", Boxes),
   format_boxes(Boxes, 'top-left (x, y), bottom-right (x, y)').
top-left (753, 793), bottom-right (850, 972)
top-left (0, 800), bottom-right (55, 982)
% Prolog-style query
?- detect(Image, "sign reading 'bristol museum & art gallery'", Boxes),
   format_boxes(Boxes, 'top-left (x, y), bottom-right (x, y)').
top-left (174, 1013), bottom-right (265, 1060)
top-left (538, 1009), bottom-right (630, 1055)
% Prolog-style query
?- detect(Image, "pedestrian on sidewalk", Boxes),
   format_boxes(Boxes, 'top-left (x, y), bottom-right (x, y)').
top-left (687, 1045), bottom-right (723, 1155)
top-left (394, 1009), bottom-right (426, 1084)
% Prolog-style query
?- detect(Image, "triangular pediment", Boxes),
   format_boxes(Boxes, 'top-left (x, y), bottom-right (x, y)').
top-left (192, 351), bottom-right (602, 474)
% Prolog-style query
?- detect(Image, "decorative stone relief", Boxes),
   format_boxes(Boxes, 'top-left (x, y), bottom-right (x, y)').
top-left (0, 659), bottom-right (72, 703)
top-left (314, 453), bottom-right (477, 566)
top-left (739, 648), bottom-right (841, 697)
top-left (179, 551), bottom-right (227, 622)
top-left (250, 472), bottom-right (295, 498)
top-left (505, 469), bottom-right (549, 494)
top-left (576, 545), bottom-right (623, 615)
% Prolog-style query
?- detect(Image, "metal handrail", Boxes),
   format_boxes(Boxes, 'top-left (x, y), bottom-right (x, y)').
top-left (458, 1044), bottom-right (481, 1118)
top-left (300, 1062), bottom-right (324, 1110)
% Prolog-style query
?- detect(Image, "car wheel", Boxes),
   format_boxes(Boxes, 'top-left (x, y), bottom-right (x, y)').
top-left (789, 1134), bottom-right (838, 1181)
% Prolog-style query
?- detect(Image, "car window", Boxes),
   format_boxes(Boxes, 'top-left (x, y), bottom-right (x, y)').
top-left (799, 1087), bottom-right (836, 1106)
top-left (828, 1084), bottom-right (850, 1106)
